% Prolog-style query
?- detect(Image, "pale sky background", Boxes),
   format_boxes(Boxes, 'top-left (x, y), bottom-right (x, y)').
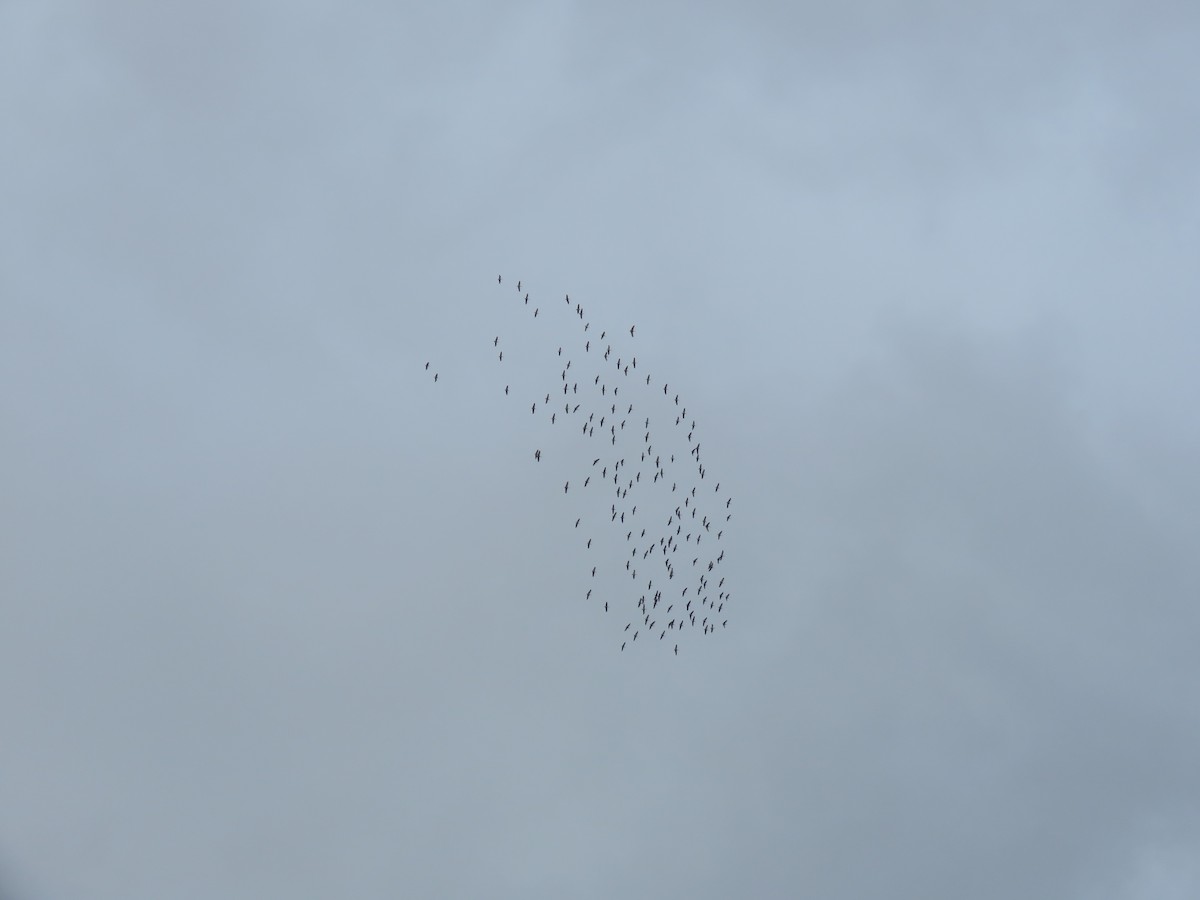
top-left (3, 1), bottom-right (1199, 898)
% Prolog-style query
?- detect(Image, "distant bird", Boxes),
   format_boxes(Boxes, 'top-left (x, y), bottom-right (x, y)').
top-left (534, 449), bottom-right (541, 461)
top-left (498, 274), bottom-right (502, 283)
top-left (517, 280), bottom-right (521, 290)
top-left (534, 308), bottom-right (538, 317)
top-left (630, 325), bottom-right (635, 336)
top-left (493, 337), bottom-right (499, 346)
top-left (498, 351), bottom-right (503, 361)
top-left (424, 362), bottom-right (429, 370)
top-left (575, 518), bottom-right (581, 527)
top-left (433, 373), bottom-right (438, 382)
top-left (565, 481), bottom-right (570, 493)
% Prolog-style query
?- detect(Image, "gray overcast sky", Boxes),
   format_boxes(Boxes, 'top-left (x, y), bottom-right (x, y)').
top-left (2, 2), bottom-right (1199, 898)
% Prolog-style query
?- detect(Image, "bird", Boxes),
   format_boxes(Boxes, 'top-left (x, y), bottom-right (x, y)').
top-left (565, 481), bottom-right (569, 492)
top-left (498, 274), bottom-right (502, 283)
top-left (493, 336), bottom-right (499, 346)
top-left (433, 373), bottom-right (438, 382)
top-left (505, 385), bottom-right (509, 394)
top-left (534, 449), bottom-right (541, 461)
top-left (630, 325), bottom-right (635, 336)
top-left (424, 362), bottom-right (429, 370)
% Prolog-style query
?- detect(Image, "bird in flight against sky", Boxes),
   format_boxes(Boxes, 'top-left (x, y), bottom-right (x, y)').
top-left (460, 274), bottom-right (735, 655)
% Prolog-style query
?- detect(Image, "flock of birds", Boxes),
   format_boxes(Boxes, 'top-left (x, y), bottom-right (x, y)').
top-left (425, 275), bottom-right (733, 655)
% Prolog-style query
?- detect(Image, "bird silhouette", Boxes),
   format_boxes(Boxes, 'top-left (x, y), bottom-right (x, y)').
top-left (478, 274), bottom-right (732, 653)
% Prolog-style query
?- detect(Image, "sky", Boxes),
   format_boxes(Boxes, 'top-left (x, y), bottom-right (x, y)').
top-left (2, 1), bottom-right (1199, 897)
